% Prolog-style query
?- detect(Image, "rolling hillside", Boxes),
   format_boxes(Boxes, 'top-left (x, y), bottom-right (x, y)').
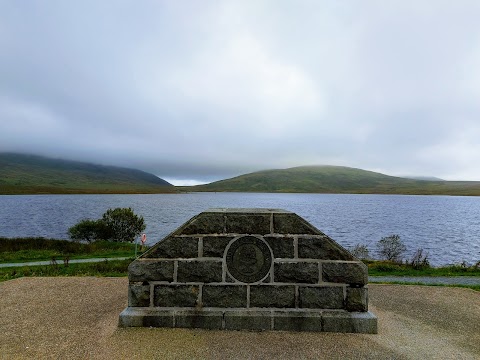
top-left (188, 165), bottom-right (480, 195)
top-left (0, 153), bottom-right (173, 194)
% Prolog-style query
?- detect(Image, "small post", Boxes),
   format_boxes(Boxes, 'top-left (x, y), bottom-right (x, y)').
top-left (136, 234), bottom-right (146, 258)
top-left (135, 237), bottom-right (138, 258)
top-left (140, 233), bottom-right (147, 256)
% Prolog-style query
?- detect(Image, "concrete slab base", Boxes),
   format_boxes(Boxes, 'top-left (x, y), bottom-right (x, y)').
top-left (119, 308), bottom-right (378, 334)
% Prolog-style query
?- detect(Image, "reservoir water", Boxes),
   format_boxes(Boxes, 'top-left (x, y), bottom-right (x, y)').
top-left (0, 193), bottom-right (479, 266)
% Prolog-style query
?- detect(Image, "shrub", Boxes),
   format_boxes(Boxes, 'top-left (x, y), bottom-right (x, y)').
top-left (349, 243), bottom-right (370, 259)
top-left (68, 207), bottom-right (145, 243)
top-left (101, 207), bottom-right (145, 243)
top-left (410, 248), bottom-right (430, 269)
top-left (68, 219), bottom-right (109, 243)
top-left (376, 234), bottom-right (407, 262)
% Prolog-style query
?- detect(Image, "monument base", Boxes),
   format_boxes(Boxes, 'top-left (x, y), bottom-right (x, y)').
top-left (119, 308), bottom-right (378, 334)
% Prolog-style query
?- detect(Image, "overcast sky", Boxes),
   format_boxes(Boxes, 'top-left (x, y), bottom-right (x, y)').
top-left (1, 1), bottom-right (480, 184)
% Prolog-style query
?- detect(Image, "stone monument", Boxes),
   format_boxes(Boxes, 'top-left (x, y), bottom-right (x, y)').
top-left (119, 208), bottom-right (377, 333)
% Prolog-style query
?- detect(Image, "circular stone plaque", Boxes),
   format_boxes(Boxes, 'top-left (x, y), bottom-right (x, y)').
top-left (225, 236), bottom-right (272, 283)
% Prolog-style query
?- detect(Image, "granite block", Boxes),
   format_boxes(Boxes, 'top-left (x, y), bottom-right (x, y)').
top-left (128, 260), bottom-right (174, 282)
top-left (298, 286), bottom-right (344, 309)
top-left (265, 236), bottom-right (294, 258)
top-left (202, 285), bottom-right (247, 308)
top-left (154, 285), bottom-right (199, 307)
top-left (177, 260), bottom-right (223, 283)
top-left (274, 262), bottom-right (319, 283)
top-left (298, 237), bottom-right (354, 260)
top-left (322, 262), bottom-right (367, 285)
top-left (250, 285), bottom-right (295, 308)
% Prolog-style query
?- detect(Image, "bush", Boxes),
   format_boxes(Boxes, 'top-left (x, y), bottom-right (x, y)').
top-left (410, 248), bottom-right (430, 269)
top-left (349, 243), bottom-right (370, 259)
top-left (68, 219), bottom-right (109, 243)
top-left (68, 207), bottom-right (146, 243)
top-left (376, 234), bottom-right (407, 262)
top-left (101, 207), bottom-right (146, 242)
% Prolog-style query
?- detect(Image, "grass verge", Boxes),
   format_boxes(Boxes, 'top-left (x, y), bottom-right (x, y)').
top-left (0, 237), bottom-right (147, 263)
top-left (365, 260), bottom-right (480, 277)
top-left (0, 258), bottom-right (132, 282)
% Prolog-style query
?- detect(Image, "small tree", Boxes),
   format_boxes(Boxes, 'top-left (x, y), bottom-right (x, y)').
top-left (101, 207), bottom-right (146, 242)
top-left (349, 243), bottom-right (370, 260)
top-left (376, 234), bottom-right (406, 262)
top-left (68, 219), bottom-right (107, 243)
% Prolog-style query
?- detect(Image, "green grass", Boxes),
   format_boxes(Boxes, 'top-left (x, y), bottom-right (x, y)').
top-left (0, 152), bottom-right (174, 194)
top-left (0, 258), bottom-right (132, 282)
top-left (0, 237), bottom-right (147, 263)
top-left (365, 260), bottom-right (480, 276)
top-left (184, 165), bottom-right (480, 195)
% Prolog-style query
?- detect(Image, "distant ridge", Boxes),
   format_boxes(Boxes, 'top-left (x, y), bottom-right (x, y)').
top-left (187, 165), bottom-right (480, 196)
top-left (404, 176), bottom-right (445, 181)
top-left (0, 153), bottom-right (173, 194)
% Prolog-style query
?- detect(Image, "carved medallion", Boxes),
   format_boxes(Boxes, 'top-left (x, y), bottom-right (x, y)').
top-left (225, 236), bottom-right (272, 283)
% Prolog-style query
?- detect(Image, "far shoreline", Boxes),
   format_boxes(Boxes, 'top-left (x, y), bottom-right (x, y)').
top-left (3, 188), bottom-right (480, 196)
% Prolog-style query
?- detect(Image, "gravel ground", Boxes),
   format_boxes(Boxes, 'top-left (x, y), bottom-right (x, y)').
top-left (1, 277), bottom-right (479, 359)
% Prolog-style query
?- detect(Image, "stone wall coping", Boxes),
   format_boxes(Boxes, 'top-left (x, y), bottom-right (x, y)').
top-left (206, 208), bottom-right (291, 214)
top-left (170, 234), bottom-right (329, 238)
top-left (121, 307), bottom-right (357, 314)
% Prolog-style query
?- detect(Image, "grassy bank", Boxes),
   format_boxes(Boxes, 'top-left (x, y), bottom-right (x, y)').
top-left (366, 260), bottom-right (480, 277)
top-left (0, 237), bottom-right (146, 263)
top-left (0, 258), bottom-right (132, 282)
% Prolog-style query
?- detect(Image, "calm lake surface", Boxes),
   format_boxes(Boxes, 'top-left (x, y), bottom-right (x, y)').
top-left (0, 193), bottom-right (479, 266)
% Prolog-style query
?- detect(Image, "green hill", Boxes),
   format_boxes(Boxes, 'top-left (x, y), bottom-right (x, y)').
top-left (0, 153), bottom-right (173, 194)
top-left (188, 165), bottom-right (480, 195)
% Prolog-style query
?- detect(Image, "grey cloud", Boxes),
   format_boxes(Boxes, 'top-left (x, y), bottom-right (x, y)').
top-left (1, 0), bottom-right (480, 182)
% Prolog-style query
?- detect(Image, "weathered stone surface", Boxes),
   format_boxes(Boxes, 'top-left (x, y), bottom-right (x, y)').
top-left (174, 310), bottom-right (223, 329)
top-left (298, 286), bottom-right (344, 309)
top-left (120, 208), bottom-right (377, 333)
top-left (119, 308), bottom-right (174, 327)
top-left (128, 260), bottom-right (174, 282)
top-left (143, 311), bottom-right (175, 327)
top-left (322, 262), bottom-right (368, 285)
top-left (225, 213), bottom-right (271, 234)
top-left (202, 285), bottom-right (247, 308)
top-left (322, 311), bottom-right (378, 334)
top-left (179, 213), bottom-right (225, 235)
top-left (273, 311), bottom-right (322, 331)
top-left (224, 310), bottom-right (271, 330)
top-left (298, 237), bottom-right (354, 260)
top-left (264, 236), bottom-right (294, 258)
top-left (154, 285), bottom-right (199, 307)
top-left (203, 236), bottom-right (232, 257)
top-left (177, 260), bottom-right (223, 283)
top-left (250, 285), bottom-right (295, 308)
top-left (144, 236), bottom-right (198, 258)
top-left (274, 262), bottom-right (319, 283)
top-left (273, 213), bottom-right (318, 235)
top-left (128, 284), bottom-right (150, 307)
top-left (346, 287), bottom-right (368, 312)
